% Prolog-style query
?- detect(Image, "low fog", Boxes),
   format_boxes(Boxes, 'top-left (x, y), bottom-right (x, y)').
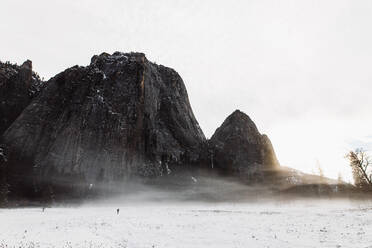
top-left (2, 167), bottom-right (372, 247)
top-left (2, 183), bottom-right (372, 248)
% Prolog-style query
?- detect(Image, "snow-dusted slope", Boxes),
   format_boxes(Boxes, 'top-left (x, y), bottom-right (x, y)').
top-left (1, 200), bottom-right (371, 248)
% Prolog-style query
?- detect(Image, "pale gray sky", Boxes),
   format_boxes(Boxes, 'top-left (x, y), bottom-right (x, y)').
top-left (2, 0), bottom-right (372, 181)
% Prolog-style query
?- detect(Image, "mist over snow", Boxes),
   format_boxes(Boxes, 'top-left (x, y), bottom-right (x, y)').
top-left (1, 198), bottom-right (372, 247)
top-left (2, 0), bottom-right (372, 181)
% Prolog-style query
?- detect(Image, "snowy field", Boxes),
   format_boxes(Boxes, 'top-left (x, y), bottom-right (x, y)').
top-left (1, 199), bottom-right (372, 248)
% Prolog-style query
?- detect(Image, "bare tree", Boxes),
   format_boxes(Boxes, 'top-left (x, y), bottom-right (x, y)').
top-left (345, 148), bottom-right (372, 189)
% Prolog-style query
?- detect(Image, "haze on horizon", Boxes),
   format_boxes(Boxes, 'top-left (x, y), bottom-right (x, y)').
top-left (1, 0), bottom-right (372, 182)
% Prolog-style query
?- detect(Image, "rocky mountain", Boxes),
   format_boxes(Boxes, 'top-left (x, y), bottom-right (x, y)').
top-left (0, 60), bottom-right (43, 135)
top-left (1, 52), bottom-right (206, 200)
top-left (0, 52), bottom-right (358, 204)
top-left (208, 110), bottom-right (279, 182)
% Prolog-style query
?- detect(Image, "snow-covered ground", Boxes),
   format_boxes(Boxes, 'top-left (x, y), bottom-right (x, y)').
top-left (1, 199), bottom-right (372, 248)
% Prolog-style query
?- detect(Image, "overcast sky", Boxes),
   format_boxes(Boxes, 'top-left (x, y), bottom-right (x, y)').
top-left (2, 0), bottom-right (372, 181)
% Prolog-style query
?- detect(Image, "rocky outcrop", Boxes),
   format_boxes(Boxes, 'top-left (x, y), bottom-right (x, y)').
top-left (0, 60), bottom-right (43, 135)
top-left (209, 110), bottom-right (279, 181)
top-left (1, 52), bottom-right (205, 199)
top-left (0, 52), bottom-right (286, 201)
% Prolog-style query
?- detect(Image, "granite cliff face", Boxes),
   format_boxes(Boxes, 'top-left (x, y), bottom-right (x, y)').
top-left (0, 52), bottom-right (283, 201)
top-left (209, 110), bottom-right (279, 181)
top-left (0, 60), bottom-right (43, 135)
top-left (1, 52), bottom-right (205, 199)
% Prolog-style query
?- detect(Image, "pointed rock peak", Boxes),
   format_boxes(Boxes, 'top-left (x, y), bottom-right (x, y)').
top-left (209, 110), bottom-right (279, 174)
top-left (210, 109), bottom-right (262, 149)
top-left (231, 109), bottom-right (245, 116)
top-left (228, 109), bottom-right (253, 121)
top-left (220, 109), bottom-right (259, 134)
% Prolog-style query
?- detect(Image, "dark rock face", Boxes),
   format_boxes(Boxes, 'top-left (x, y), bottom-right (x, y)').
top-left (1, 52), bottom-right (205, 199)
top-left (209, 110), bottom-right (279, 181)
top-left (0, 60), bottom-right (43, 135)
top-left (0, 52), bottom-right (284, 201)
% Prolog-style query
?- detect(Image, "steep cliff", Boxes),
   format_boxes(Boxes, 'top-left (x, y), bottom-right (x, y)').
top-left (1, 52), bottom-right (286, 201)
top-left (1, 52), bottom-right (205, 199)
top-left (209, 110), bottom-right (279, 181)
top-left (0, 60), bottom-right (43, 135)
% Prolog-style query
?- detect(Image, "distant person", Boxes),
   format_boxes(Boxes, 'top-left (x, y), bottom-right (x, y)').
top-left (117, 208), bottom-right (120, 215)
top-left (42, 207), bottom-right (45, 212)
